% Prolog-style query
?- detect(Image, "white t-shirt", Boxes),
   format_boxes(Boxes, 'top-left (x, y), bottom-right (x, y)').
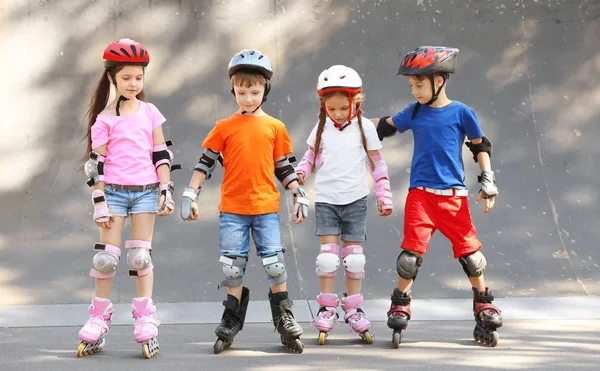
top-left (307, 116), bottom-right (382, 205)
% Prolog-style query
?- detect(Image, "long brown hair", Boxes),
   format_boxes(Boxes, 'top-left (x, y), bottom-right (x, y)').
top-left (82, 66), bottom-right (146, 161)
top-left (312, 92), bottom-right (374, 172)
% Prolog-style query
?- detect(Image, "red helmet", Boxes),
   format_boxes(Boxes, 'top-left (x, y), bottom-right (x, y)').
top-left (103, 38), bottom-right (150, 68)
top-left (396, 46), bottom-right (459, 76)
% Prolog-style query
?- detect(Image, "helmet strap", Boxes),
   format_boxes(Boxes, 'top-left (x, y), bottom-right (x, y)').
top-left (425, 74), bottom-right (447, 106)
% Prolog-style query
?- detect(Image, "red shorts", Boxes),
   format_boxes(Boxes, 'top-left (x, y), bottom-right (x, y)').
top-left (402, 188), bottom-right (481, 258)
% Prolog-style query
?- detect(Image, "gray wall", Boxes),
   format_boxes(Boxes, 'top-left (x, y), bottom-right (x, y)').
top-left (1, 0), bottom-right (599, 305)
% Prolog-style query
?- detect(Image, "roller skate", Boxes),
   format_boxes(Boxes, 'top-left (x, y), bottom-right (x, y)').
top-left (386, 288), bottom-right (411, 349)
top-left (269, 291), bottom-right (304, 353)
top-left (341, 293), bottom-right (373, 344)
top-left (76, 297), bottom-right (113, 357)
top-left (214, 287), bottom-right (250, 354)
top-left (311, 293), bottom-right (339, 345)
top-left (132, 297), bottom-right (160, 359)
top-left (472, 287), bottom-right (503, 347)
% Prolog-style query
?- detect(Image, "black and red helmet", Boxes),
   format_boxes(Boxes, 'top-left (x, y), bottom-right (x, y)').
top-left (103, 38), bottom-right (150, 68)
top-left (396, 46), bottom-right (459, 76)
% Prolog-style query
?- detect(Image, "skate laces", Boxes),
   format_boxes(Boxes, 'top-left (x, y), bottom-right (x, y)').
top-left (87, 314), bottom-right (110, 331)
top-left (134, 313), bottom-right (160, 329)
top-left (275, 309), bottom-right (297, 332)
top-left (311, 306), bottom-right (339, 326)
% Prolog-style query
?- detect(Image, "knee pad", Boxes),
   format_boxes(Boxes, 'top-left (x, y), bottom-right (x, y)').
top-left (396, 250), bottom-right (423, 280)
top-left (126, 240), bottom-right (153, 277)
top-left (89, 243), bottom-right (121, 279)
top-left (219, 255), bottom-right (248, 288)
top-left (316, 243), bottom-right (340, 278)
top-left (342, 245), bottom-right (366, 279)
top-left (262, 252), bottom-right (287, 286)
top-left (459, 250), bottom-right (487, 277)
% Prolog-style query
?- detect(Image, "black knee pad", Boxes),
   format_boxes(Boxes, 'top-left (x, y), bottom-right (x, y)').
top-left (396, 250), bottom-right (423, 280)
top-left (459, 250), bottom-right (487, 277)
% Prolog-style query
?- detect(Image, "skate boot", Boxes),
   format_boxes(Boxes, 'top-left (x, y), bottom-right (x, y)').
top-left (76, 297), bottom-right (114, 357)
top-left (472, 287), bottom-right (503, 347)
top-left (310, 293), bottom-right (339, 345)
top-left (132, 297), bottom-right (161, 359)
top-left (341, 293), bottom-right (373, 344)
top-left (214, 287), bottom-right (250, 354)
top-left (269, 291), bottom-right (304, 353)
top-left (386, 288), bottom-right (411, 349)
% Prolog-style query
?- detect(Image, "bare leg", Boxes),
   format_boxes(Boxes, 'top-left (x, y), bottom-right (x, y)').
top-left (343, 240), bottom-right (363, 296)
top-left (95, 216), bottom-right (126, 298)
top-left (130, 213), bottom-right (156, 298)
top-left (319, 235), bottom-right (339, 293)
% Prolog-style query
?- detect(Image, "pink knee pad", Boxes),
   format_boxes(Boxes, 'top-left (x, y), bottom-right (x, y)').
top-left (342, 245), bottom-right (366, 279)
top-left (316, 243), bottom-right (340, 278)
top-left (125, 240), bottom-right (153, 277)
top-left (89, 243), bottom-right (121, 279)
top-left (316, 293), bottom-right (339, 307)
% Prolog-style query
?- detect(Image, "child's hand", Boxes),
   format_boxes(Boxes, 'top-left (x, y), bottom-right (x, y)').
top-left (377, 199), bottom-right (393, 216)
top-left (296, 172), bottom-right (306, 185)
top-left (157, 182), bottom-right (175, 216)
top-left (293, 202), bottom-right (305, 224)
top-left (476, 191), bottom-right (495, 214)
top-left (96, 215), bottom-right (115, 229)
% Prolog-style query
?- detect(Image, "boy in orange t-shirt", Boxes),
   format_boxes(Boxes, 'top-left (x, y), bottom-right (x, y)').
top-left (181, 49), bottom-right (308, 354)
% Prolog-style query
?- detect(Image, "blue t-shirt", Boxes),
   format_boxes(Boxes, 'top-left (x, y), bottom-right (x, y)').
top-left (391, 101), bottom-right (484, 190)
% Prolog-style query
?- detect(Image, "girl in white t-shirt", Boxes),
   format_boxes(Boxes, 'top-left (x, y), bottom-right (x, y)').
top-left (295, 65), bottom-right (393, 344)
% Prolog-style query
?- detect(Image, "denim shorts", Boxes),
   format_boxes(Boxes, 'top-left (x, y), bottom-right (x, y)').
top-left (104, 185), bottom-right (159, 217)
top-left (219, 212), bottom-right (284, 258)
top-left (315, 196), bottom-right (368, 242)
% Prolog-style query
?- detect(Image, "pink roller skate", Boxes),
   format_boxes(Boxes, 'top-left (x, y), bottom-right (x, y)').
top-left (76, 297), bottom-right (113, 357)
top-left (132, 297), bottom-right (160, 359)
top-left (341, 293), bottom-right (373, 344)
top-left (311, 293), bottom-right (340, 345)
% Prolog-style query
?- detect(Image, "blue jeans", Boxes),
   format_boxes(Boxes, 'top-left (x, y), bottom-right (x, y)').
top-left (104, 185), bottom-right (159, 217)
top-left (314, 196), bottom-right (368, 242)
top-left (219, 212), bottom-right (285, 258)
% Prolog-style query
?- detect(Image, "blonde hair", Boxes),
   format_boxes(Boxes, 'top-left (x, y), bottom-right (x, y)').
top-left (231, 70), bottom-right (267, 88)
top-left (312, 91), bottom-right (374, 172)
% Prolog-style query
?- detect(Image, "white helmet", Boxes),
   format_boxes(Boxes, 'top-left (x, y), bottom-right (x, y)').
top-left (317, 65), bottom-right (362, 96)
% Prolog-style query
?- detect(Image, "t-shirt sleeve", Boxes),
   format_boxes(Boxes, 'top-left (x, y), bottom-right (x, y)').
top-left (362, 118), bottom-right (383, 150)
top-left (391, 103), bottom-right (414, 133)
top-left (202, 124), bottom-right (224, 152)
top-left (147, 103), bottom-right (167, 130)
top-left (274, 121), bottom-right (294, 157)
top-left (91, 116), bottom-right (110, 149)
top-left (461, 105), bottom-right (484, 140)
top-left (306, 123), bottom-right (319, 148)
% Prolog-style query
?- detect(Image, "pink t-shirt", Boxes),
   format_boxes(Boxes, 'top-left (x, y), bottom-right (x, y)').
top-left (91, 101), bottom-right (166, 185)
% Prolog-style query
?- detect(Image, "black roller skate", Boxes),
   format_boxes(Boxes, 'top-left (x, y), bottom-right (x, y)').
top-left (214, 287), bottom-right (250, 354)
top-left (387, 288), bottom-right (411, 349)
top-left (269, 291), bottom-right (304, 353)
top-left (472, 287), bottom-right (503, 347)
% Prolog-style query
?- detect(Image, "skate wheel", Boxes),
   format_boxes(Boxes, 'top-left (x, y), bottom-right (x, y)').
top-left (76, 342), bottom-right (86, 357)
top-left (142, 343), bottom-right (151, 359)
top-left (214, 339), bottom-right (224, 354)
top-left (490, 331), bottom-right (499, 347)
top-left (392, 331), bottom-right (401, 349)
top-left (363, 330), bottom-right (374, 344)
top-left (317, 332), bottom-right (326, 345)
top-left (294, 338), bottom-right (304, 354)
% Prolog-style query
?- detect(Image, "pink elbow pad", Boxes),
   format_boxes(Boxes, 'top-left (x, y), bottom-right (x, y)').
top-left (370, 154), bottom-right (389, 182)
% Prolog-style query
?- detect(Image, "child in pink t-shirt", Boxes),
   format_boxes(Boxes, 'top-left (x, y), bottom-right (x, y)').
top-left (77, 39), bottom-right (176, 359)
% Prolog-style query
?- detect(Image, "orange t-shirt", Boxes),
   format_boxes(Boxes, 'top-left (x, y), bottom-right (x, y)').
top-left (202, 113), bottom-right (294, 215)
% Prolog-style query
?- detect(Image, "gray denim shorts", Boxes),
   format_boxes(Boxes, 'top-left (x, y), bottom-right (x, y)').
top-left (314, 196), bottom-right (367, 242)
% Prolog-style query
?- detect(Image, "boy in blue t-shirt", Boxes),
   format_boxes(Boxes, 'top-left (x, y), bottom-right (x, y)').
top-left (373, 46), bottom-right (502, 348)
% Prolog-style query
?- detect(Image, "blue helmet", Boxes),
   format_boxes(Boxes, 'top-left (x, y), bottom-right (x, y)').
top-left (227, 49), bottom-right (273, 80)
